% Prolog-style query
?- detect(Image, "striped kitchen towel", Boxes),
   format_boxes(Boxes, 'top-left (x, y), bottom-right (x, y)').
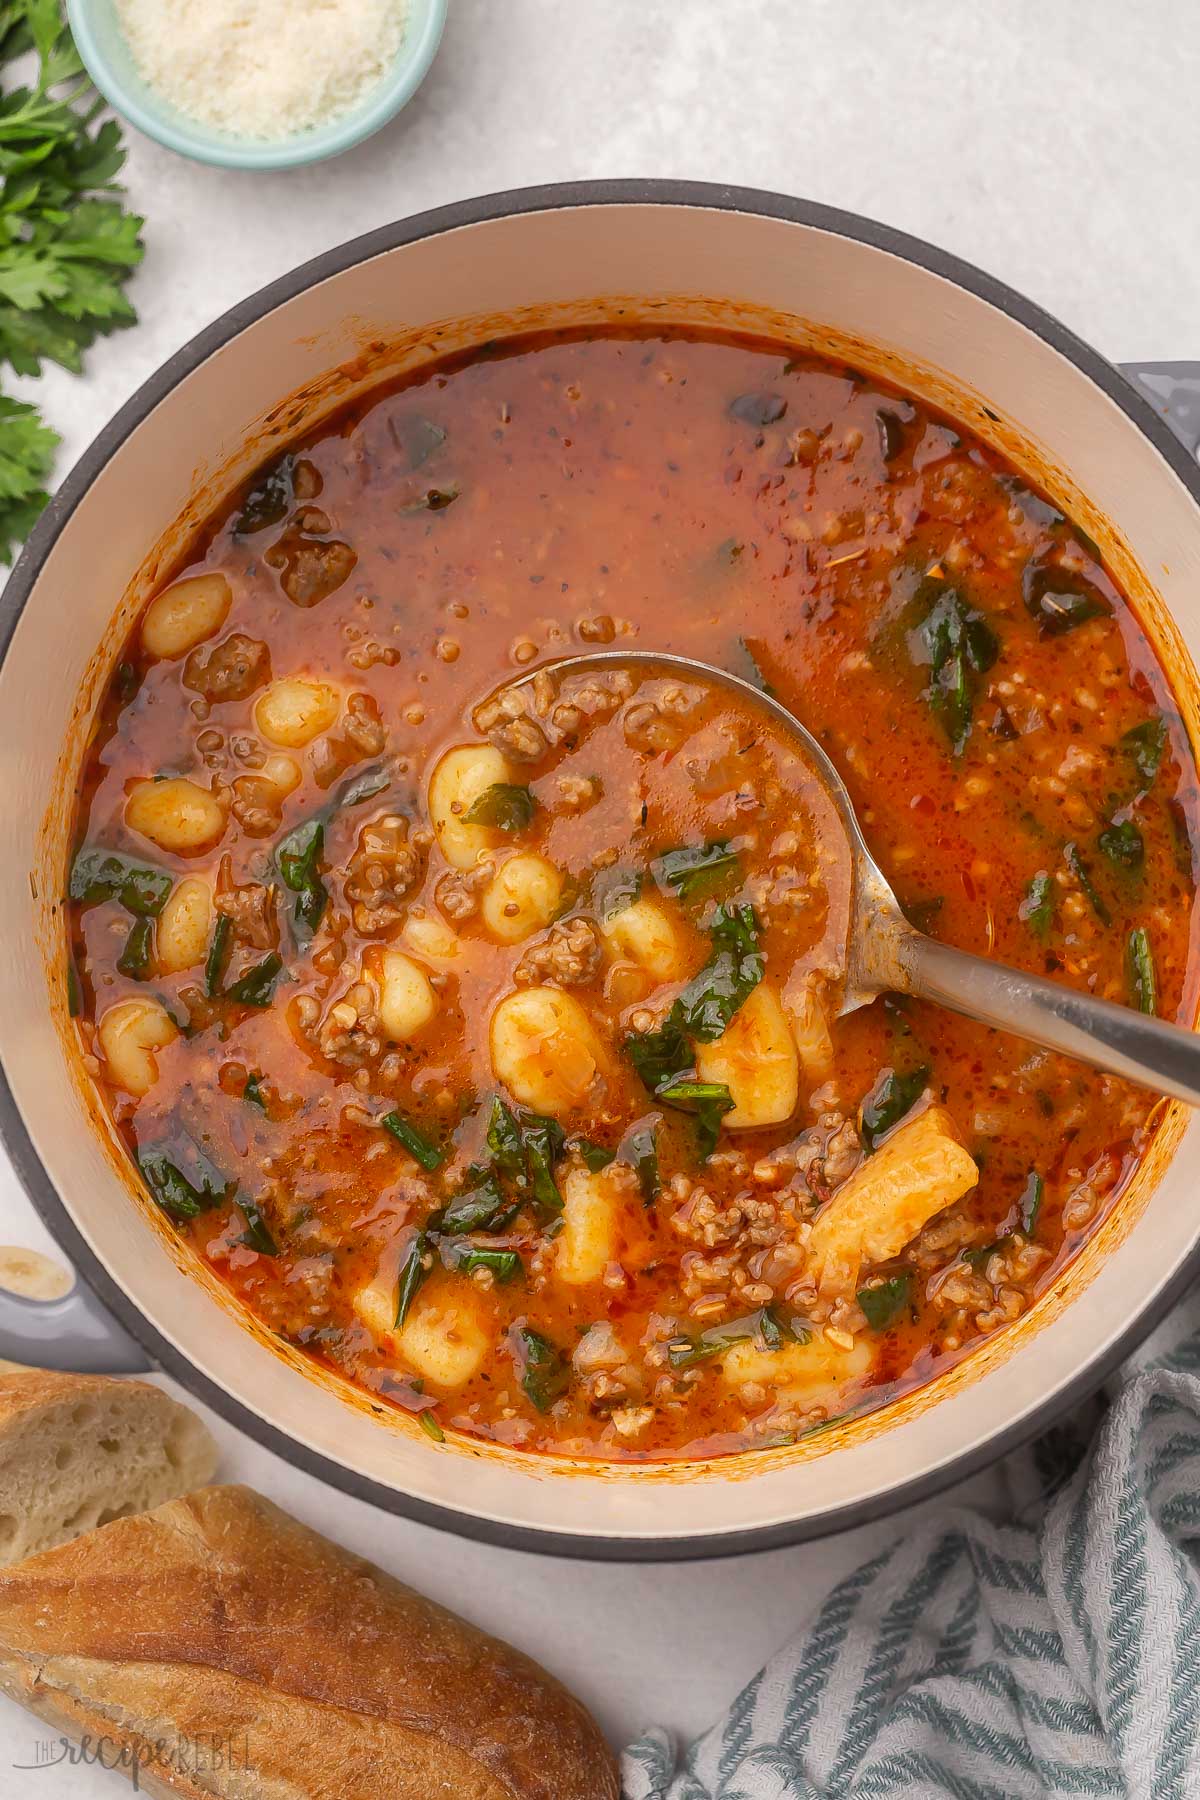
top-left (622, 1294), bottom-right (1200, 1799)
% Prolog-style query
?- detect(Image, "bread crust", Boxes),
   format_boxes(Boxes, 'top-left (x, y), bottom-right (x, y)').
top-left (0, 1485), bottom-right (619, 1800)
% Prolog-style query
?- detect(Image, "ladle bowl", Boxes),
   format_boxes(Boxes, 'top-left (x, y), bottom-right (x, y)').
top-left (511, 650), bottom-right (1200, 1107)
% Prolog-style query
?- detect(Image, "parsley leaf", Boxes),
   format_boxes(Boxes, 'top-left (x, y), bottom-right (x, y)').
top-left (0, 11), bottom-right (144, 561)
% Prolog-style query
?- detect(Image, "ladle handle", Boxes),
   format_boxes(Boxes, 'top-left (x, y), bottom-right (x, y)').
top-left (892, 929), bottom-right (1200, 1106)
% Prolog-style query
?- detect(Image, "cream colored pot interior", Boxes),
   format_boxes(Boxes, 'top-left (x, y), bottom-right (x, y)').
top-left (4, 198), bottom-right (1200, 1547)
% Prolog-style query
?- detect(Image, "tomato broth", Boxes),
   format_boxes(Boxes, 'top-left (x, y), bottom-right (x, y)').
top-left (65, 327), bottom-right (1200, 1460)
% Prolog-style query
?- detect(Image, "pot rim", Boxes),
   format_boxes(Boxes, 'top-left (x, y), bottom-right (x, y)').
top-left (3, 179), bottom-right (1199, 1561)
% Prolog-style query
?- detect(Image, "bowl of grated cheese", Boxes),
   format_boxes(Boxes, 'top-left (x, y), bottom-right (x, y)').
top-left (66, 0), bottom-right (447, 170)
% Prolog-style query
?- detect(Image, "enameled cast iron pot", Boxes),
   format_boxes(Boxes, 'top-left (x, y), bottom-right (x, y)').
top-left (3, 182), bottom-right (1200, 1561)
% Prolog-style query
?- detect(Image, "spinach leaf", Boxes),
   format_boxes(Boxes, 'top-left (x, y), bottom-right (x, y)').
top-left (653, 840), bottom-right (739, 902)
top-left (622, 1119), bottom-right (660, 1203)
top-left (1121, 717), bottom-right (1167, 790)
top-left (626, 1010), bottom-right (692, 1093)
top-left (676, 902), bottom-right (763, 1041)
top-left (225, 952), bottom-right (283, 1008)
top-left (69, 848), bottom-right (171, 917)
top-left (1019, 870), bottom-right (1055, 940)
top-left (917, 585), bottom-right (999, 753)
top-left (243, 1072), bottom-right (268, 1112)
top-left (573, 1137), bottom-right (616, 1172)
top-left (441, 1243), bottom-right (522, 1283)
top-left (234, 456), bottom-right (293, 534)
top-left (1064, 842), bottom-right (1111, 925)
top-left (117, 917), bottom-right (153, 979)
top-left (203, 912), bottom-right (231, 998)
top-left (238, 1198), bottom-right (277, 1256)
top-left (1023, 565), bottom-right (1111, 636)
top-left (485, 1096), bottom-right (527, 1181)
top-left (595, 867), bottom-right (643, 922)
top-left (654, 1078), bottom-right (733, 1161)
top-left (484, 1098), bottom-right (564, 1219)
top-left (514, 1326), bottom-right (570, 1412)
top-left (667, 1306), bottom-right (805, 1370)
top-left (441, 1167), bottom-right (511, 1235)
top-left (464, 783), bottom-right (537, 830)
top-left (382, 1111), bottom-right (445, 1172)
top-left (276, 818), bottom-right (328, 939)
top-left (857, 1274), bottom-right (912, 1330)
top-left (521, 1113), bottom-right (565, 1220)
top-left (1019, 1170), bottom-right (1044, 1236)
top-left (729, 392), bottom-right (787, 427)
top-left (1127, 926), bottom-right (1157, 1015)
top-left (395, 1230), bottom-right (431, 1327)
top-left (860, 1064), bottom-right (931, 1151)
top-left (334, 764), bottom-right (391, 810)
top-left (139, 1147), bottom-right (229, 1222)
top-left (1098, 819), bottom-right (1144, 871)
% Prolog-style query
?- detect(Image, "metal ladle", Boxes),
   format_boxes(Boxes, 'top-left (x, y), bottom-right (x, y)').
top-left (509, 650), bottom-right (1200, 1106)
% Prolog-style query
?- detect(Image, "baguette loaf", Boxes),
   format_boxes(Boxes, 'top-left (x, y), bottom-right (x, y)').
top-left (0, 1483), bottom-right (619, 1800)
top-left (0, 1369), bottom-right (216, 1565)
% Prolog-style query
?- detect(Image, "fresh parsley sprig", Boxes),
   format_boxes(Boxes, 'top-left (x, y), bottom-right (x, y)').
top-left (0, 1), bottom-right (145, 561)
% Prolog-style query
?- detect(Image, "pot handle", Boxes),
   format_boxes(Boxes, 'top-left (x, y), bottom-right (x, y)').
top-left (1120, 361), bottom-right (1200, 450)
top-left (0, 1278), bottom-right (151, 1373)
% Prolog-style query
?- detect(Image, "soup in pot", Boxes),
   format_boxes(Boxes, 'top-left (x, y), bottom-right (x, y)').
top-left (65, 327), bottom-right (1199, 1460)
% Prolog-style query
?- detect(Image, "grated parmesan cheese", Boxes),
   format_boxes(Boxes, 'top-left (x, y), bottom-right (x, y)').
top-left (114, 0), bottom-right (409, 141)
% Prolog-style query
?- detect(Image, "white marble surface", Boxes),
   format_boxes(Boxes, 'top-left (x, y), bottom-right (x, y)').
top-left (1, 0), bottom-right (1198, 1788)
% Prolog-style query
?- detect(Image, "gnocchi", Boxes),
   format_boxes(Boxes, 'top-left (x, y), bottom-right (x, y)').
top-left (398, 1283), bottom-right (491, 1387)
top-left (807, 1103), bottom-right (979, 1295)
top-left (556, 1165), bottom-right (620, 1286)
top-left (140, 573), bottom-right (231, 660)
top-left (377, 950), bottom-right (438, 1042)
top-left (600, 897), bottom-right (685, 981)
top-left (723, 1333), bottom-right (872, 1400)
top-left (155, 878), bottom-right (213, 974)
top-left (400, 911), bottom-right (464, 963)
top-left (125, 778), bottom-right (225, 855)
top-left (490, 986), bottom-right (606, 1116)
top-left (428, 744), bottom-right (514, 869)
top-left (695, 985), bottom-right (799, 1128)
top-left (481, 854), bottom-right (563, 944)
top-left (254, 677), bottom-right (341, 748)
top-left (97, 998), bottom-right (178, 1097)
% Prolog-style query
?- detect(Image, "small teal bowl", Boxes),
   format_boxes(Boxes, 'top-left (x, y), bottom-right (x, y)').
top-left (66, 0), bottom-right (446, 171)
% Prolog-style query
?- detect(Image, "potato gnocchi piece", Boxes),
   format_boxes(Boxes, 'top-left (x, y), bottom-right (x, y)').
top-left (695, 985), bottom-right (799, 1128)
top-left (351, 1276), bottom-right (395, 1343)
top-left (490, 986), bottom-right (606, 1117)
top-left (400, 911), bottom-right (464, 963)
top-left (481, 853), bottom-right (563, 944)
top-left (155, 877), bottom-right (213, 975)
top-left (428, 744), bottom-right (514, 870)
top-left (722, 1332), bottom-right (872, 1400)
top-left (807, 1102), bottom-right (978, 1295)
top-left (125, 778), bottom-right (225, 855)
top-left (556, 1165), bottom-right (620, 1286)
top-left (789, 975), bottom-right (835, 1081)
top-left (600, 897), bottom-right (685, 981)
top-left (254, 677), bottom-right (341, 748)
top-left (398, 1282), bottom-right (491, 1388)
top-left (140, 573), bottom-right (231, 660)
top-left (97, 998), bottom-right (178, 1097)
top-left (377, 950), bottom-right (438, 1042)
